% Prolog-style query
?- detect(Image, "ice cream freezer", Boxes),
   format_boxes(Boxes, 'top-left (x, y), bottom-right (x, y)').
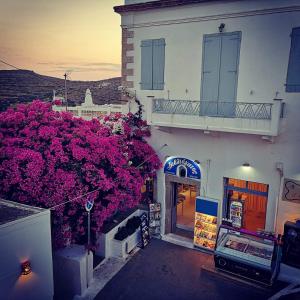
top-left (194, 197), bottom-right (219, 251)
top-left (214, 225), bottom-right (281, 286)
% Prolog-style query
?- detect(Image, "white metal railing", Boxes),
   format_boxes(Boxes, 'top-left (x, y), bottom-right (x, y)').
top-left (147, 97), bottom-right (283, 136)
top-left (53, 103), bottom-right (129, 119)
top-left (152, 99), bottom-right (273, 120)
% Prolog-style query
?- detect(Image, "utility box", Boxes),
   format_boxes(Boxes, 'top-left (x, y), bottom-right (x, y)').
top-left (53, 244), bottom-right (93, 298)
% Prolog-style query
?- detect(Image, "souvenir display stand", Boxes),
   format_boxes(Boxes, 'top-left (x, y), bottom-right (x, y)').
top-left (139, 212), bottom-right (150, 248)
top-left (214, 224), bottom-right (281, 286)
top-left (149, 203), bottom-right (161, 237)
top-left (194, 197), bottom-right (219, 251)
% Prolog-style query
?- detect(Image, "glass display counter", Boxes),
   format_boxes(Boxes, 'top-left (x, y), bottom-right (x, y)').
top-left (214, 225), bottom-right (281, 286)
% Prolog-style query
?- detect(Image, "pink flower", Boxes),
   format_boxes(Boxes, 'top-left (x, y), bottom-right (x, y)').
top-left (0, 100), bottom-right (161, 249)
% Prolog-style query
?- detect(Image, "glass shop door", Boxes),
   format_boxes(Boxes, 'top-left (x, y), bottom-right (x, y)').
top-left (172, 183), bottom-right (196, 236)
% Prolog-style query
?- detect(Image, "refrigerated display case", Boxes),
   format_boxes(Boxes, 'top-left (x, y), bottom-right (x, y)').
top-left (194, 197), bottom-right (219, 251)
top-left (214, 225), bottom-right (281, 286)
top-left (229, 200), bottom-right (243, 228)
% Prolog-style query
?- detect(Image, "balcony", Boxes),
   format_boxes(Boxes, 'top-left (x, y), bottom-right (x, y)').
top-left (146, 98), bottom-right (283, 137)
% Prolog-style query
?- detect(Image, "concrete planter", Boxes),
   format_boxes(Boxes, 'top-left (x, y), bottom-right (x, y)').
top-left (96, 209), bottom-right (145, 258)
top-left (111, 229), bottom-right (141, 259)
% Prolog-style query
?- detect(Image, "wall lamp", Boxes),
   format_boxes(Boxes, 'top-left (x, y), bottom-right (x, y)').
top-left (242, 162), bottom-right (250, 167)
top-left (218, 23), bottom-right (225, 33)
top-left (21, 261), bottom-right (32, 276)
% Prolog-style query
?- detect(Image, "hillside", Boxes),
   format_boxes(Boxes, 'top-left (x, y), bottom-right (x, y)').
top-left (0, 70), bottom-right (122, 111)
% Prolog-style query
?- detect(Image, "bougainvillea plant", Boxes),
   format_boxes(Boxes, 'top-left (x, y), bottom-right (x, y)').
top-left (0, 100), bottom-right (161, 249)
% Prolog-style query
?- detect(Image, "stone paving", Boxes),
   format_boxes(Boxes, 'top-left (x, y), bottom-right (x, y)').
top-left (94, 239), bottom-right (279, 300)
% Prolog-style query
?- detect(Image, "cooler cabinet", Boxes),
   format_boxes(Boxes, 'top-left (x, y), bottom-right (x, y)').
top-left (214, 225), bottom-right (281, 286)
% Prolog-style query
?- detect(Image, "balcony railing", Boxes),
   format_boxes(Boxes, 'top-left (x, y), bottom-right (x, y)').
top-left (152, 99), bottom-right (272, 120)
top-left (148, 98), bottom-right (283, 136)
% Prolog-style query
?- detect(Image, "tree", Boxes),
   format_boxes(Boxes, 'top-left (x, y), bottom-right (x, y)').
top-left (0, 101), bottom-right (161, 248)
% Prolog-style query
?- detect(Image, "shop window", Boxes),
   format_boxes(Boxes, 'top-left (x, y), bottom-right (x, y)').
top-left (223, 178), bottom-right (269, 232)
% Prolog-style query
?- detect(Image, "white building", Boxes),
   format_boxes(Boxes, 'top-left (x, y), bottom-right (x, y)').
top-left (0, 200), bottom-right (53, 300)
top-left (53, 89), bottom-right (129, 119)
top-left (114, 0), bottom-right (300, 247)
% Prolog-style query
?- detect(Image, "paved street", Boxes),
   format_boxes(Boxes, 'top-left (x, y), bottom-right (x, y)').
top-left (95, 239), bottom-right (279, 300)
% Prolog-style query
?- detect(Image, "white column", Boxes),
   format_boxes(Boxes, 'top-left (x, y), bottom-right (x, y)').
top-left (270, 98), bottom-right (282, 136)
top-left (146, 96), bottom-right (154, 124)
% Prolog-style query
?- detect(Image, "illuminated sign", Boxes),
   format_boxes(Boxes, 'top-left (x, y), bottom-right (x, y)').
top-left (163, 157), bottom-right (201, 180)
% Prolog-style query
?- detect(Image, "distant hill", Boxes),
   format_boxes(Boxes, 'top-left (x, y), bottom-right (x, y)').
top-left (0, 69), bottom-right (122, 111)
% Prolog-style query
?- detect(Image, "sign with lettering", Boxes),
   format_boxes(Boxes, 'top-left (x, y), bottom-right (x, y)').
top-left (85, 198), bottom-right (94, 212)
top-left (283, 179), bottom-right (300, 203)
top-left (163, 157), bottom-right (201, 180)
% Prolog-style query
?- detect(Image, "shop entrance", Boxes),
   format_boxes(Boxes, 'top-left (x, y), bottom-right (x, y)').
top-left (172, 183), bottom-right (197, 236)
top-left (223, 178), bottom-right (269, 232)
top-left (164, 174), bottom-right (200, 237)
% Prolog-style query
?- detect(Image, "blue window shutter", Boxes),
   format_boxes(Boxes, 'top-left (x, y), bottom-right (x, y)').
top-left (152, 39), bottom-right (165, 90)
top-left (141, 40), bottom-right (153, 90)
top-left (218, 32), bottom-right (241, 116)
top-left (286, 27), bottom-right (300, 92)
top-left (200, 35), bottom-right (221, 116)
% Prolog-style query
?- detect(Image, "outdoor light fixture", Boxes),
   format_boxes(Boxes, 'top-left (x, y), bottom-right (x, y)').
top-left (242, 162), bottom-right (250, 167)
top-left (218, 23), bottom-right (225, 33)
top-left (21, 261), bottom-right (31, 276)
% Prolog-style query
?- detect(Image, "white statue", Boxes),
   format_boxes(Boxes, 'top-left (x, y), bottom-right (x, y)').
top-left (82, 89), bottom-right (93, 106)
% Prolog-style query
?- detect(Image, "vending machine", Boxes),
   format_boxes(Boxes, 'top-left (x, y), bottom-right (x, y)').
top-left (194, 197), bottom-right (219, 251)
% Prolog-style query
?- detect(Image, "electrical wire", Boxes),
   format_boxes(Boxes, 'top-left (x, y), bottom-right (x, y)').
top-left (0, 59), bottom-right (21, 70)
top-left (47, 144), bottom-right (168, 210)
top-left (49, 188), bottom-right (102, 210)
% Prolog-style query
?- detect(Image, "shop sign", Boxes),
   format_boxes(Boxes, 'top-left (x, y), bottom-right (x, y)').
top-left (163, 156), bottom-right (201, 180)
top-left (283, 179), bottom-right (300, 203)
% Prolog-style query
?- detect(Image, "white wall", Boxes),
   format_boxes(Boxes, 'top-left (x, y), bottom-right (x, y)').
top-left (0, 209), bottom-right (54, 300)
top-left (121, 0), bottom-right (300, 233)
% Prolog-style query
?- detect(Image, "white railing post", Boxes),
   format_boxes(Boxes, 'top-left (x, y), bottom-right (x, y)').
top-left (270, 98), bottom-right (282, 136)
top-left (146, 96), bottom-right (154, 124)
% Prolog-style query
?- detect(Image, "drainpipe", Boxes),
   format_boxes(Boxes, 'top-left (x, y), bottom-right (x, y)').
top-left (274, 162), bottom-right (284, 233)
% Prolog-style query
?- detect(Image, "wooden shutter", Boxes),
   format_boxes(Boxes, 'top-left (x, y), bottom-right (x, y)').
top-left (153, 39), bottom-right (165, 90)
top-left (218, 32), bottom-right (241, 116)
top-left (141, 40), bottom-right (153, 90)
top-left (286, 27), bottom-right (300, 92)
top-left (200, 35), bottom-right (221, 116)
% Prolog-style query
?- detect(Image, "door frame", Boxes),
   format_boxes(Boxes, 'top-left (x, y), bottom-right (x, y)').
top-left (165, 174), bottom-right (201, 234)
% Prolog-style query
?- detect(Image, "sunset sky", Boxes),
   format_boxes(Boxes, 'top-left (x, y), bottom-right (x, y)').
top-left (0, 0), bottom-right (123, 81)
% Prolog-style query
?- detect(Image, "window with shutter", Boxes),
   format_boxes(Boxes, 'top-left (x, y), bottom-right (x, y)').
top-left (140, 39), bottom-right (165, 90)
top-left (286, 27), bottom-right (300, 93)
top-left (200, 32), bottom-right (241, 117)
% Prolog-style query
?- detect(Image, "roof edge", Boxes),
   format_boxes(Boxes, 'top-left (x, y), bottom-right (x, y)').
top-left (114, 0), bottom-right (229, 14)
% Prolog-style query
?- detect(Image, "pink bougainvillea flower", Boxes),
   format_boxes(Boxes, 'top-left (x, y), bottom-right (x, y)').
top-left (0, 100), bottom-right (161, 249)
